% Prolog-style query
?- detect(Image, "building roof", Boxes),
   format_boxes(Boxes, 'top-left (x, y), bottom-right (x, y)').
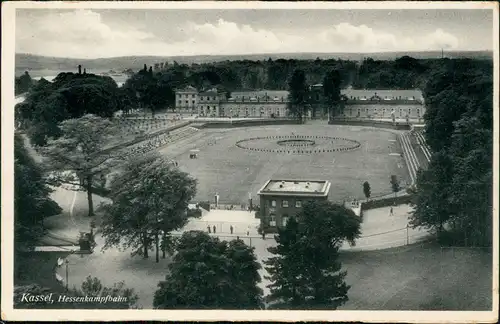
top-left (199, 91), bottom-right (218, 96)
top-left (258, 179), bottom-right (331, 197)
top-left (231, 90), bottom-right (289, 99)
top-left (177, 85), bottom-right (197, 93)
top-left (227, 89), bottom-right (422, 101)
top-left (341, 89), bottom-right (423, 100)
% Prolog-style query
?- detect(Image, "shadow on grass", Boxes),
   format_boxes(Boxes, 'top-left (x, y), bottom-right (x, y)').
top-left (339, 241), bottom-right (493, 311)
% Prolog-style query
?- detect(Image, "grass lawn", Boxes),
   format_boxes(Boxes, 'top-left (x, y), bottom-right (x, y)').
top-left (15, 251), bottom-right (72, 292)
top-left (340, 243), bottom-right (492, 310)
top-left (158, 122), bottom-right (410, 204)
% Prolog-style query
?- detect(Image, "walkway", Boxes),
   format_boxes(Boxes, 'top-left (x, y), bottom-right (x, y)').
top-left (398, 129), bottom-right (432, 185)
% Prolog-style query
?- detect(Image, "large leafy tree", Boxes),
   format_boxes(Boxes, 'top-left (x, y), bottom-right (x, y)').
top-left (43, 114), bottom-right (118, 216)
top-left (446, 116), bottom-right (493, 246)
top-left (14, 133), bottom-right (62, 283)
top-left (409, 153), bottom-right (454, 234)
top-left (323, 69), bottom-right (342, 120)
top-left (287, 69), bottom-right (310, 122)
top-left (412, 59), bottom-right (493, 247)
top-left (15, 71), bottom-right (33, 95)
top-left (101, 154), bottom-right (198, 261)
top-left (153, 231), bottom-right (264, 309)
top-left (16, 71), bottom-right (121, 146)
top-left (14, 133), bottom-right (62, 252)
top-left (265, 201), bottom-right (361, 309)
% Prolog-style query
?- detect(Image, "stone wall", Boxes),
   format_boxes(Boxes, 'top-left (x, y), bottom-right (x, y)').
top-left (329, 119), bottom-right (412, 130)
top-left (197, 118), bottom-right (300, 129)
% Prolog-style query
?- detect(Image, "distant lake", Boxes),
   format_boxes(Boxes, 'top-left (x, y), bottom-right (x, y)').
top-left (32, 75), bottom-right (126, 87)
top-left (26, 70), bottom-right (128, 87)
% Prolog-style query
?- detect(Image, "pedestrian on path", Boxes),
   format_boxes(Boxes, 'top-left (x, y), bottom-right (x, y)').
top-left (207, 225), bottom-right (211, 233)
top-left (213, 225), bottom-right (216, 234)
top-left (262, 231), bottom-right (266, 240)
top-left (389, 207), bottom-right (394, 216)
top-left (230, 225), bottom-right (234, 234)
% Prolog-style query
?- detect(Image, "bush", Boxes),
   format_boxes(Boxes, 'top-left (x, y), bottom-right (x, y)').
top-left (257, 223), bottom-right (278, 235)
top-left (186, 208), bottom-right (202, 218)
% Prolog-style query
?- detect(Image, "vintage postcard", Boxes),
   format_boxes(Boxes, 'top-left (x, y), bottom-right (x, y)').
top-left (1, 1), bottom-right (498, 322)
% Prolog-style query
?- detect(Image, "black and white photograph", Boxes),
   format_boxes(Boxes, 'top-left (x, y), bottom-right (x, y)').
top-left (1, 1), bottom-right (498, 322)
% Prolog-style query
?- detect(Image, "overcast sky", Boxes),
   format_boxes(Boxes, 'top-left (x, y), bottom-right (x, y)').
top-left (15, 8), bottom-right (494, 59)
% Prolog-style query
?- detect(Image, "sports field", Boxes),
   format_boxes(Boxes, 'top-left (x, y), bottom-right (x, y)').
top-left (157, 122), bottom-right (410, 204)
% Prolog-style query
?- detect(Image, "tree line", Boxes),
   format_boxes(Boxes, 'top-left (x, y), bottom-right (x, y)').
top-left (409, 58), bottom-right (493, 247)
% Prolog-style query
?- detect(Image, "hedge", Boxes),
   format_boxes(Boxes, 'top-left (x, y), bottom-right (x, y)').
top-left (361, 194), bottom-right (414, 211)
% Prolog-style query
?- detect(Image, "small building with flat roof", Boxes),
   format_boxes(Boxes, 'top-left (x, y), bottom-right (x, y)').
top-left (257, 179), bottom-right (331, 231)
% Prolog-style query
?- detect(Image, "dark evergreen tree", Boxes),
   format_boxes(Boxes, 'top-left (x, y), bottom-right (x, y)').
top-left (286, 69), bottom-right (310, 122)
top-left (363, 181), bottom-right (371, 201)
top-left (323, 69), bottom-right (342, 120)
top-left (265, 201), bottom-right (360, 309)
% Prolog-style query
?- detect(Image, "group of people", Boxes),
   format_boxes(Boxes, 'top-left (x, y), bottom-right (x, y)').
top-left (206, 224), bottom-right (257, 237)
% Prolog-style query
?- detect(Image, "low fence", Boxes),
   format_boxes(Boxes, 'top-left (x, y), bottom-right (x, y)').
top-left (196, 118), bottom-right (300, 129)
top-left (329, 118), bottom-right (412, 130)
top-left (169, 225), bottom-right (433, 250)
top-left (196, 201), bottom-right (211, 211)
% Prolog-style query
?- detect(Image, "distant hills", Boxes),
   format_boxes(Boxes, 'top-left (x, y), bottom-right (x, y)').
top-left (16, 51), bottom-right (493, 76)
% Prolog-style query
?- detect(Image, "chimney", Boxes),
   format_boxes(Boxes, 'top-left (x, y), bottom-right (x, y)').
top-left (78, 65), bottom-right (82, 74)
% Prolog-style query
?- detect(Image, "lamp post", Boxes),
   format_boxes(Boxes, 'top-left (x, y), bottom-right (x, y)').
top-left (56, 257), bottom-right (71, 291)
top-left (65, 259), bottom-right (69, 291)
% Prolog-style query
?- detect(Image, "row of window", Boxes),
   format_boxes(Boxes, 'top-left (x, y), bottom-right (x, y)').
top-left (177, 94), bottom-right (196, 99)
top-left (269, 200), bottom-right (302, 208)
top-left (178, 100), bottom-right (197, 105)
top-left (349, 108), bottom-right (420, 113)
top-left (176, 94), bottom-right (219, 100)
top-left (200, 96), bottom-right (216, 101)
top-left (268, 214), bottom-right (289, 227)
